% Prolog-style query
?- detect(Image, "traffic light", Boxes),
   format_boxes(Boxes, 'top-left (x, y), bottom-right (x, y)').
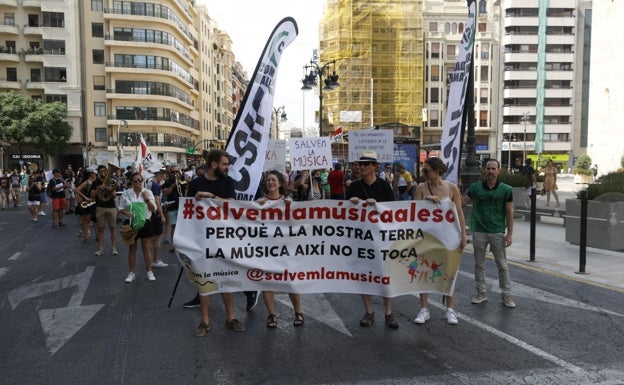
top-left (187, 146), bottom-right (195, 155)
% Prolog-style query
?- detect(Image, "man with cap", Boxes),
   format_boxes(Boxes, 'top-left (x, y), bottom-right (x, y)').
top-left (48, 168), bottom-right (68, 228)
top-left (345, 150), bottom-right (399, 329)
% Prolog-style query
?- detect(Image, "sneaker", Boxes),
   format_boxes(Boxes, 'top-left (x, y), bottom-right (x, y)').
top-left (384, 313), bottom-right (399, 329)
top-left (38, 211), bottom-right (46, 216)
top-left (124, 272), bottom-right (136, 283)
top-left (471, 293), bottom-right (488, 304)
top-left (32, 218), bottom-right (38, 222)
top-left (501, 294), bottom-right (516, 308)
top-left (194, 321), bottom-right (211, 337)
top-left (58, 222), bottom-right (66, 227)
top-left (183, 294), bottom-right (201, 309)
top-left (446, 309), bottom-right (458, 325)
top-left (225, 318), bottom-right (246, 332)
top-left (111, 248), bottom-right (119, 256)
top-left (359, 312), bottom-right (375, 327)
top-left (413, 308), bottom-right (430, 324)
top-left (94, 249), bottom-right (104, 256)
top-left (151, 260), bottom-right (169, 268)
top-left (245, 291), bottom-right (260, 311)
top-left (146, 271), bottom-right (156, 282)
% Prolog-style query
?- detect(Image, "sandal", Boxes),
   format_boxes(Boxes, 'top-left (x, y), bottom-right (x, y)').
top-left (267, 314), bottom-right (277, 329)
top-left (293, 312), bottom-right (304, 327)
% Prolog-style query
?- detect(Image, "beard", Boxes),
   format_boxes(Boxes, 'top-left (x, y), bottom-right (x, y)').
top-left (214, 168), bottom-right (226, 179)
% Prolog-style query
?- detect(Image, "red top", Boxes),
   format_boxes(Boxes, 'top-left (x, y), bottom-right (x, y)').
top-left (327, 169), bottom-right (345, 195)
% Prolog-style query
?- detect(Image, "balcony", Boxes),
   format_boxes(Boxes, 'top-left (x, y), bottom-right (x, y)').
top-left (503, 70), bottom-right (537, 81)
top-left (0, 22), bottom-right (19, 35)
top-left (24, 52), bottom-right (44, 63)
top-left (23, 25), bottom-right (42, 36)
top-left (0, 50), bottom-right (19, 62)
top-left (21, 0), bottom-right (41, 7)
top-left (0, 78), bottom-right (20, 90)
top-left (0, 0), bottom-right (18, 7)
top-left (502, 34), bottom-right (538, 46)
top-left (25, 80), bottom-right (44, 90)
top-left (504, 52), bottom-right (537, 63)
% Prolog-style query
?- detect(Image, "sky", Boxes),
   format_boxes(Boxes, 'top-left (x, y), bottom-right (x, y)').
top-left (197, 0), bottom-right (326, 133)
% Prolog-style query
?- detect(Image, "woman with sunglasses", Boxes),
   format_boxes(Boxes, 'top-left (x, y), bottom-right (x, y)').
top-left (119, 173), bottom-right (157, 283)
top-left (412, 157), bottom-right (467, 325)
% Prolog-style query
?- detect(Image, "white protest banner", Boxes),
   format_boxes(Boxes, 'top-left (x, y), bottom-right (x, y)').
top-left (264, 139), bottom-right (287, 173)
top-left (174, 199), bottom-right (462, 297)
top-left (288, 137), bottom-right (332, 171)
top-left (225, 18), bottom-right (298, 201)
top-left (440, 1), bottom-right (476, 184)
top-left (348, 130), bottom-right (394, 163)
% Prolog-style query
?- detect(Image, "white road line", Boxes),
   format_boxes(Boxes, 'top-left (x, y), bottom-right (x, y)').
top-left (8, 252), bottom-right (21, 261)
top-left (426, 299), bottom-right (585, 374)
top-left (0, 267), bottom-right (8, 278)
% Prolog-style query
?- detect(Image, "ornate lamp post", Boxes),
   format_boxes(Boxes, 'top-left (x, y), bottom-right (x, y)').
top-left (272, 106), bottom-right (287, 139)
top-left (301, 60), bottom-right (339, 137)
top-left (521, 112), bottom-right (529, 162)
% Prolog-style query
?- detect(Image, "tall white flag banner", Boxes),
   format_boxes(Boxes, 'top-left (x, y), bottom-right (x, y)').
top-left (174, 199), bottom-right (463, 297)
top-left (225, 18), bottom-right (298, 201)
top-left (139, 135), bottom-right (164, 179)
top-left (440, 1), bottom-right (476, 184)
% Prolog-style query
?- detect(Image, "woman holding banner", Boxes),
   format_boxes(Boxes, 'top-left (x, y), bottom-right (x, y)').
top-left (412, 157), bottom-right (466, 325)
top-left (257, 170), bottom-right (304, 328)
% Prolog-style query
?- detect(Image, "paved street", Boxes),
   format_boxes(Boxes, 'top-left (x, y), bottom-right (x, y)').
top-left (1, 180), bottom-right (623, 385)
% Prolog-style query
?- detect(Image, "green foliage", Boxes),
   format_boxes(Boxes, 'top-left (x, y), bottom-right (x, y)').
top-left (0, 92), bottom-right (72, 155)
top-left (496, 170), bottom-right (531, 187)
top-left (573, 154), bottom-right (592, 175)
top-left (578, 171), bottom-right (624, 200)
top-left (621, 154), bottom-right (624, 170)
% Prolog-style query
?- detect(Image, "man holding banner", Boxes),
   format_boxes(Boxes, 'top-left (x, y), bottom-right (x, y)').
top-left (345, 150), bottom-right (399, 329)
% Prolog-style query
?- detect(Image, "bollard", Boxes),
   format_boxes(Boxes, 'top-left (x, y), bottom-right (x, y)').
top-left (575, 189), bottom-right (589, 275)
top-left (529, 187), bottom-right (536, 261)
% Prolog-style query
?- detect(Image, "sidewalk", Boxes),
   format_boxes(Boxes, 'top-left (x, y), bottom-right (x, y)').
top-left (465, 175), bottom-right (624, 292)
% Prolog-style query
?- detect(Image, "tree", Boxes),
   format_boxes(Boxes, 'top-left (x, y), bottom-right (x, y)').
top-left (0, 92), bottom-right (72, 156)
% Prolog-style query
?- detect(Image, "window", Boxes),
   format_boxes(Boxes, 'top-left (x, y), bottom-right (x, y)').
top-left (452, 23), bottom-right (458, 34)
top-left (45, 95), bottom-right (67, 104)
top-left (43, 40), bottom-right (66, 55)
top-left (431, 43), bottom-right (440, 59)
top-left (447, 45), bottom-right (456, 56)
top-left (429, 110), bottom-right (439, 127)
top-left (478, 23), bottom-right (487, 32)
top-left (95, 127), bottom-right (107, 142)
top-left (92, 23), bottom-right (104, 38)
top-left (431, 65), bottom-right (440, 81)
top-left (28, 14), bottom-right (39, 27)
top-left (91, 0), bottom-right (103, 11)
top-left (44, 67), bottom-right (67, 82)
top-left (93, 76), bottom-right (105, 90)
top-left (445, 23), bottom-right (450, 34)
top-left (4, 13), bottom-right (15, 26)
top-left (42, 12), bottom-right (65, 28)
top-left (480, 88), bottom-right (488, 104)
top-left (479, 110), bottom-right (488, 127)
top-left (480, 66), bottom-right (489, 81)
top-left (6, 68), bottom-right (17, 82)
top-left (431, 88), bottom-right (440, 103)
top-left (429, 22), bottom-right (437, 32)
top-left (92, 49), bottom-right (104, 64)
top-left (5, 41), bottom-right (15, 53)
top-left (94, 102), bottom-right (106, 116)
top-left (30, 68), bottom-right (41, 82)
top-left (479, 0), bottom-right (487, 15)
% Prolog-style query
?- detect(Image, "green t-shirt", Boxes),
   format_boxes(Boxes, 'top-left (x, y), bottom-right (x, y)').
top-left (467, 180), bottom-right (513, 233)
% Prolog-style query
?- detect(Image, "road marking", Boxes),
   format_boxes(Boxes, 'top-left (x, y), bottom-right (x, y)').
top-left (425, 299), bottom-right (585, 374)
top-left (8, 252), bottom-right (21, 261)
top-left (457, 270), bottom-right (624, 317)
top-left (276, 293), bottom-right (353, 337)
top-left (7, 266), bottom-right (104, 355)
top-left (0, 267), bottom-right (8, 279)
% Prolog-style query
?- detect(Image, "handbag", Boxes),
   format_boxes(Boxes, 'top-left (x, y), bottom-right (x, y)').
top-left (120, 217), bottom-right (138, 246)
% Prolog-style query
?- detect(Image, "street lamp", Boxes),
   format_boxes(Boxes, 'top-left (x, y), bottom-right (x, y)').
top-left (272, 106), bottom-right (287, 139)
top-left (521, 112), bottom-right (529, 162)
top-left (117, 119), bottom-right (127, 166)
top-left (301, 59), bottom-right (339, 137)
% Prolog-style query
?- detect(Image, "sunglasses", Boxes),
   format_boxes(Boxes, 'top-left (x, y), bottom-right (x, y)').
top-left (359, 162), bottom-right (373, 167)
top-left (132, 179), bottom-right (143, 182)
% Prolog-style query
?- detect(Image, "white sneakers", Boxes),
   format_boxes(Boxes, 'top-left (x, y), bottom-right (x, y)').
top-left (413, 308), bottom-right (430, 324)
top-left (151, 260), bottom-right (168, 268)
top-left (124, 272), bottom-right (136, 283)
top-left (124, 271), bottom-right (155, 283)
top-left (413, 307), bottom-right (459, 325)
top-left (94, 249), bottom-right (104, 256)
top-left (111, 248), bottom-right (119, 256)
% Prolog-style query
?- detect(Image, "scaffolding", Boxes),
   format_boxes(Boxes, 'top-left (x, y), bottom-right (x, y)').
top-left (319, 0), bottom-right (424, 138)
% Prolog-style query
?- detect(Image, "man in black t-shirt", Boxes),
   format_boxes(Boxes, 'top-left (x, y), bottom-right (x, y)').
top-left (345, 150), bottom-right (398, 330)
top-left (162, 165), bottom-right (182, 251)
top-left (48, 169), bottom-right (67, 227)
top-left (92, 164), bottom-right (118, 256)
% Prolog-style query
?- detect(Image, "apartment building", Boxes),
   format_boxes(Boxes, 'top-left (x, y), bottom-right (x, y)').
top-left (0, 0), bottom-right (239, 171)
top-left (0, 0), bottom-right (82, 171)
top-left (500, 0), bottom-right (578, 171)
top-left (423, 0), bottom-right (500, 165)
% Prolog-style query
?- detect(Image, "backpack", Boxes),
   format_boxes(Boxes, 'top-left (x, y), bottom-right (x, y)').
top-left (46, 181), bottom-right (54, 198)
